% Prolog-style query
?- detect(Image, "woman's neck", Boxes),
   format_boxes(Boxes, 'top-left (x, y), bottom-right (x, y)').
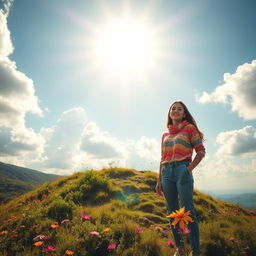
top-left (172, 120), bottom-right (183, 126)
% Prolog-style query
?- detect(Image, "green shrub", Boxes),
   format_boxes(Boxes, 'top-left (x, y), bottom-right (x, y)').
top-left (77, 171), bottom-right (113, 205)
top-left (46, 198), bottom-right (74, 221)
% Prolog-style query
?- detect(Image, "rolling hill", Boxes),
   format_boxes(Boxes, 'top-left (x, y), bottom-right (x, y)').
top-left (0, 167), bottom-right (255, 256)
top-left (0, 162), bottom-right (60, 202)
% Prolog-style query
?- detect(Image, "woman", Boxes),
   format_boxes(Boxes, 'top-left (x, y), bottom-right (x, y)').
top-left (156, 101), bottom-right (205, 256)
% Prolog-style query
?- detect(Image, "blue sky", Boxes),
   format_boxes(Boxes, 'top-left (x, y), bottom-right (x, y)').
top-left (0, 0), bottom-right (256, 192)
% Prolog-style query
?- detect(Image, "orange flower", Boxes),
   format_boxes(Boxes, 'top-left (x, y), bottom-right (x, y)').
top-left (34, 241), bottom-right (44, 247)
top-left (166, 207), bottom-right (193, 229)
top-left (103, 227), bottom-right (111, 232)
top-left (65, 250), bottom-right (74, 255)
top-left (1, 230), bottom-right (8, 235)
top-left (51, 224), bottom-right (59, 229)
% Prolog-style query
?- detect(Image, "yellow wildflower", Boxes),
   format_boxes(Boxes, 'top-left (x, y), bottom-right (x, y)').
top-left (103, 227), bottom-right (111, 232)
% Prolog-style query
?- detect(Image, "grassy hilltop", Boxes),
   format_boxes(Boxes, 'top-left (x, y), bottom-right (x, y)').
top-left (0, 168), bottom-right (256, 256)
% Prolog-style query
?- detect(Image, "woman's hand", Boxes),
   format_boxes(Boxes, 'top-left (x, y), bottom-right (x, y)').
top-left (155, 181), bottom-right (163, 196)
top-left (187, 165), bottom-right (193, 173)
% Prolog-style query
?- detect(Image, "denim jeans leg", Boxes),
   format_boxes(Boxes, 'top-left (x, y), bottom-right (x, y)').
top-left (161, 164), bottom-right (184, 247)
top-left (177, 164), bottom-right (201, 254)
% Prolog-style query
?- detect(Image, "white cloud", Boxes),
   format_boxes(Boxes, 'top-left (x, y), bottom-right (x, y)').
top-left (38, 108), bottom-right (87, 170)
top-left (125, 137), bottom-right (160, 170)
top-left (32, 109), bottom-right (160, 173)
top-left (0, 126), bottom-right (44, 156)
top-left (80, 122), bottom-right (127, 160)
top-left (0, 58), bottom-right (42, 127)
top-left (194, 156), bottom-right (256, 191)
top-left (0, 9), bottom-right (13, 58)
top-left (216, 126), bottom-right (256, 157)
top-left (197, 60), bottom-right (256, 120)
top-left (0, 6), bottom-right (44, 162)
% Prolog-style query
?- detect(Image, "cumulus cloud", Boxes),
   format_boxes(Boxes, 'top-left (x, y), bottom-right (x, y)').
top-left (0, 126), bottom-right (44, 156)
top-left (197, 60), bottom-right (256, 120)
top-left (0, 8), bottom-right (13, 57)
top-left (193, 155), bottom-right (256, 191)
top-left (0, 4), bottom-right (43, 162)
top-left (38, 108), bottom-right (87, 170)
top-left (0, 58), bottom-right (42, 127)
top-left (36, 108), bottom-right (160, 173)
top-left (125, 137), bottom-right (160, 170)
top-left (80, 122), bottom-right (127, 160)
top-left (216, 126), bottom-right (256, 157)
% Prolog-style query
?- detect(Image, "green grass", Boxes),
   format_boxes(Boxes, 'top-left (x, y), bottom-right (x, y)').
top-left (0, 168), bottom-right (256, 256)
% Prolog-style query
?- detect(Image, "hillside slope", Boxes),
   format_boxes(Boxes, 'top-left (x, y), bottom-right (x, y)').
top-left (0, 168), bottom-right (255, 256)
top-left (0, 162), bottom-right (60, 202)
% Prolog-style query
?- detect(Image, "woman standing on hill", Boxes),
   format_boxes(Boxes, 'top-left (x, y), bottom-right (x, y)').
top-left (156, 101), bottom-right (205, 256)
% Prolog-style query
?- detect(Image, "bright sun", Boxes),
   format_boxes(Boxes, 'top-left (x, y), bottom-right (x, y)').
top-left (92, 19), bottom-right (159, 76)
top-left (86, 13), bottom-right (164, 82)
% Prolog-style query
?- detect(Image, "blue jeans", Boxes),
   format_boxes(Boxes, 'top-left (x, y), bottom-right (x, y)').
top-left (161, 160), bottom-right (200, 254)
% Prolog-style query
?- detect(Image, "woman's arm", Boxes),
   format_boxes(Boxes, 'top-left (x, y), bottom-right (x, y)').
top-left (156, 134), bottom-right (165, 196)
top-left (156, 162), bottom-right (163, 196)
top-left (187, 152), bottom-right (204, 172)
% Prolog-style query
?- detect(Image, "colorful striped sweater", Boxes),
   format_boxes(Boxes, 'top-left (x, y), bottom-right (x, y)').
top-left (161, 120), bottom-right (205, 164)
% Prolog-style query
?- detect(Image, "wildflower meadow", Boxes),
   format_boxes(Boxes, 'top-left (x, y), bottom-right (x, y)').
top-left (0, 168), bottom-right (256, 256)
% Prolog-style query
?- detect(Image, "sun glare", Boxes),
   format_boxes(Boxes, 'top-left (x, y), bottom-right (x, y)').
top-left (92, 19), bottom-right (158, 76)
top-left (85, 12), bottom-right (164, 83)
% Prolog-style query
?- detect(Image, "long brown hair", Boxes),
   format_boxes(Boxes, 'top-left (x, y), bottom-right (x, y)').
top-left (167, 101), bottom-right (204, 140)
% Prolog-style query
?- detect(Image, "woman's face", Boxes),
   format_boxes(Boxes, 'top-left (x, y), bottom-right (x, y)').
top-left (169, 102), bottom-right (185, 123)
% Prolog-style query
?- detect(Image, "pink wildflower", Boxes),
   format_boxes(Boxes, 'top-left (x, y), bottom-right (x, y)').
top-left (166, 240), bottom-right (175, 247)
top-left (80, 213), bottom-right (90, 220)
top-left (107, 244), bottom-right (116, 250)
top-left (179, 227), bottom-right (190, 235)
top-left (90, 231), bottom-right (100, 236)
top-left (135, 228), bottom-right (142, 233)
top-left (33, 235), bottom-right (50, 241)
top-left (233, 209), bottom-right (239, 214)
top-left (44, 245), bottom-right (56, 252)
top-left (61, 219), bottom-right (70, 224)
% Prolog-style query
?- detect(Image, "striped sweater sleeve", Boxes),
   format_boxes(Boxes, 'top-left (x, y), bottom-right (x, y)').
top-left (187, 125), bottom-right (205, 155)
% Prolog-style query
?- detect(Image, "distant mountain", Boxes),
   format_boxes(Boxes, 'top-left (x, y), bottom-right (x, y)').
top-left (0, 162), bottom-right (60, 202)
top-left (212, 193), bottom-right (256, 209)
